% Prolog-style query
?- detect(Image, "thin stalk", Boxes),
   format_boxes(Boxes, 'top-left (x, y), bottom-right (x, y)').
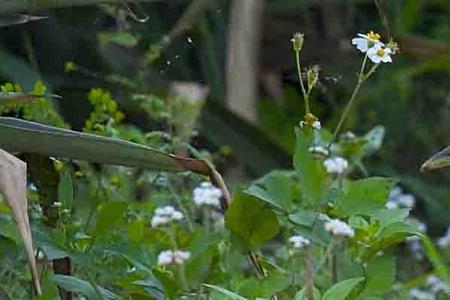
top-left (330, 54), bottom-right (368, 143)
top-left (295, 51), bottom-right (309, 114)
top-left (305, 249), bottom-right (314, 300)
top-left (168, 178), bottom-right (194, 232)
top-left (313, 238), bottom-right (336, 274)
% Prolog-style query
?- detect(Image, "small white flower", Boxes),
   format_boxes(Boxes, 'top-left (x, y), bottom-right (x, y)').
top-left (397, 194), bottom-right (415, 208)
top-left (173, 250), bottom-right (191, 264)
top-left (351, 31), bottom-right (384, 53)
top-left (52, 202), bottom-right (62, 207)
top-left (312, 120), bottom-right (321, 130)
top-left (427, 275), bottom-right (450, 295)
top-left (193, 181), bottom-right (223, 207)
top-left (367, 44), bottom-right (392, 64)
top-left (409, 288), bottom-right (434, 300)
top-left (289, 235), bottom-right (310, 249)
top-left (323, 157), bottom-right (349, 175)
top-left (325, 219), bottom-right (355, 238)
top-left (157, 250), bottom-right (174, 266)
top-left (308, 146), bottom-right (329, 156)
top-left (385, 200), bottom-right (399, 210)
top-left (342, 131), bottom-right (356, 140)
top-left (151, 206), bottom-right (184, 228)
top-left (437, 227), bottom-right (450, 248)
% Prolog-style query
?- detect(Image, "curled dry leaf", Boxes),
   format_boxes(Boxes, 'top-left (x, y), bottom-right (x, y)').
top-left (0, 149), bottom-right (41, 295)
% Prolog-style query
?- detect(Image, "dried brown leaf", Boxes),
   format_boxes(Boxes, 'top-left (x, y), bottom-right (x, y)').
top-left (0, 149), bottom-right (41, 295)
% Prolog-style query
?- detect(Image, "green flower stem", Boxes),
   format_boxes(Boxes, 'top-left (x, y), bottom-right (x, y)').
top-left (168, 178), bottom-right (194, 233)
top-left (330, 54), bottom-right (369, 144)
top-left (305, 248), bottom-right (314, 300)
top-left (168, 227), bottom-right (190, 291)
top-left (295, 50), bottom-right (309, 114)
top-left (313, 238), bottom-right (336, 275)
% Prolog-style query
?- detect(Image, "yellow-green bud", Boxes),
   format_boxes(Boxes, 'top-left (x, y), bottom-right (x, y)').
top-left (307, 65), bottom-right (320, 90)
top-left (64, 61), bottom-right (78, 73)
top-left (291, 33), bottom-right (304, 52)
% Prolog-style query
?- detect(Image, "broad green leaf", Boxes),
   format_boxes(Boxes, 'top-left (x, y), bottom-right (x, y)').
top-left (58, 171), bottom-right (73, 209)
top-left (378, 222), bottom-right (422, 239)
top-left (245, 170), bottom-right (298, 211)
top-left (294, 127), bottom-right (328, 204)
top-left (94, 201), bottom-right (128, 237)
top-left (125, 220), bottom-right (144, 242)
top-left (370, 209), bottom-right (410, 227)
top-left (336, 177), bottom-right (395, 217)
top-left (294, 286), bottom-right (321, 300)
top-left (322, 277), bottom-right (364, 300)
top-left (260, 273), bottom-right (290, 297)
top-left (225, 190), bottom-right (280, 248)
top-left (203, 284), bottom-right (248, 300)
top-left (52, 274), bottom-right (120, 299)
top-left (288, 209), bottom-right (316, 227)
top-left (0, 117), bottom-right (211, 175)
top-left (0, 47), bottom-right (41, 90)
top-left (39, 244), bottom-right (69, 260)
top-left (361, 255), bottom-right (395, 296)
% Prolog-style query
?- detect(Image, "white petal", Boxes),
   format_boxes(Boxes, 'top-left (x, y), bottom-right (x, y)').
top-left (352, 38), bottom-right (368, 52)
top-left (368, 54), bottom-right (381, 64)
top-left (381, 55), bottom-right (392, 63)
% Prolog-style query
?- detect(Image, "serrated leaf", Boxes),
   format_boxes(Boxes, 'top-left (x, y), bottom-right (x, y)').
top-left (52, 274), bottom-right (120, 299)
top-left (370, 208), bottom-right (410, 227)
top-left (58, 171), bottom-right (73, 209)
top-left (322, 277), bottom-right (364, 300)
top-left (225, 190), bottom-right (279, 248)
top-left (203, 284), bottom-right (248, 300)
top-left (336, 177), bottom-right (395, 217)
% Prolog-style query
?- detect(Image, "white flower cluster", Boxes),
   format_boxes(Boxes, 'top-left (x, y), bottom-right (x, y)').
top-left (437, 227), bottom-right (450, 249)
top-left (300, 120), bottom-right (321, 130)
top-left (323, 157), bottom-right (348, 175)
top-left (157, 249), bottom-right (191, 266)
top-left (308, 145), bottom-right (329, 156)
top-left (385, 186), bottom-right (415, 210)
top-left (352, 31), bottom-right (394, 64)
top-left (325, 219), bottom-right (355, 238)
top-left (427, 276), bottom-right (450, 295)
top-left (193, 182), bottom-right (222, 207)
top-left (289, 235), bottom-right (310, 249)
top-left (409, 288), bottom-right (434, 300)
top-left (151, 206), bottom-right (183, 228)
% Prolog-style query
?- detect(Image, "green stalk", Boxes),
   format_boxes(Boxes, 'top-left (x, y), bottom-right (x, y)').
top-left (295, 50), bottom-right (309, 114)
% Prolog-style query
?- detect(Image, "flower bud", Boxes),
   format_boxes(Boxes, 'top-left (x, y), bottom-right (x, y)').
top-left (291, 33), bottom-right (304, 52)
top-left (307, 65), bottom-right (320, 89)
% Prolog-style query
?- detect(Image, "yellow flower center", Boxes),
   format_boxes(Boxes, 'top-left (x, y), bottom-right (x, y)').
top-left (304, 113), bottom-right (317, 126)
top-left (376, 48), bottom-right (385, 57)
top-left (367, 31), bottom-right (380, 41)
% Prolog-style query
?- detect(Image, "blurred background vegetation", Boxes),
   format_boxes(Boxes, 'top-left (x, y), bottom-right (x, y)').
top-left (1, 0), bottom-right (449, 235)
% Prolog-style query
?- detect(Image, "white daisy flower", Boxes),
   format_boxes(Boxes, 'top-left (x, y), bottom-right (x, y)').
top-left (323, 157), bottom-right (349, 175)
top-left (151, 205), bottom-right (184, 228)
top-left (312, 120), bottom-right (321, 130)
top-left (308, 146), bottom-right (329, 156)
top-left (325, 219), bottom-right (355, 238)
top-left (193, 182), bottom-right (223, 207)
top-left (352, 31), bottom-right (384, 53)
top-left (173, 250), bottom-right (191, 264)
top-left (367, 44), bottom-right (392, 64)
top-left (289, 235), bottom-right (310, 249)
top-left (437, 227), bottom-right (450, 248)
top-left (157, 250), bottom-right (174, 266)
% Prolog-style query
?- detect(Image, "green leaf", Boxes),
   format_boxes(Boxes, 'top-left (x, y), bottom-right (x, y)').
top-left (260, 273), bottom-right (290, 297)
top-left (58, 171), bottom-right (73, 209)
top-left (322, 277), bottom-right (364, 300)
top-left (378, 222), bottom-right (422, 239)
top-left (294, 286), bottom-right (321, 300)
top-left (361, 255), bottom-right (395, 296)
top-left (225, 190), bottom-right (280, 248)
top-left (370, 209), bottom-right (410, 227)
top-left (52, 275), bottom-right (120, 299)
top-left (288, 209), bottom-right (316, 227)
top-left (98, 31), bottom-right (138, 48)
top-left (244, 170), bottom-right (298, 211)
top-left (336, 177), bottom-right (395, 217)
top-left (94, 201), bottom-right (128, 237)
top-left (0, 117), bottom-right (211, 175)
top-left (125, 220), bottom-right (144, 242)
top-left (203, 284), bottom-right (248, 300)
top-left (294, 127), bottom-right (328, 204)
